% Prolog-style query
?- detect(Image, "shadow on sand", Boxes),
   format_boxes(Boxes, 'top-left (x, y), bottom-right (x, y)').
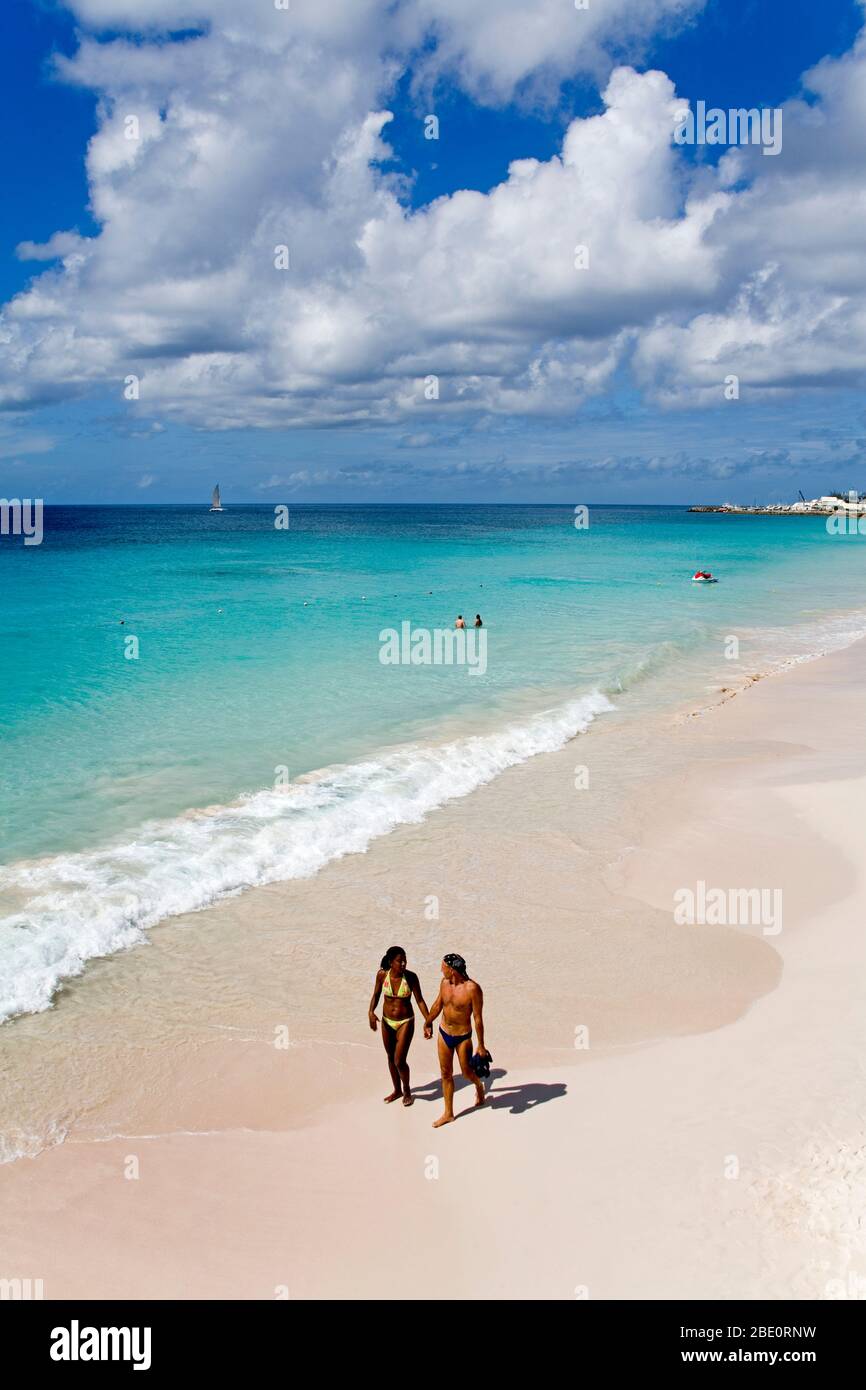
top-left (410, 1068), bottom-right (566, 1118)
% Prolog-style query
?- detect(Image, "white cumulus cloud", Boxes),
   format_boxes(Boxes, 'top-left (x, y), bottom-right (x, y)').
top-left (2, 1), bottom-right (866, 433)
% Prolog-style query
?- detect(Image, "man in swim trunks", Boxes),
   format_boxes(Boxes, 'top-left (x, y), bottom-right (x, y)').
top-left (424, 954), bottom-right (489, 1127)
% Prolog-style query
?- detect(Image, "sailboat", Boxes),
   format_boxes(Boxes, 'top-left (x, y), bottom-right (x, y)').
top-left (209, 484), bottom-right (224, 512)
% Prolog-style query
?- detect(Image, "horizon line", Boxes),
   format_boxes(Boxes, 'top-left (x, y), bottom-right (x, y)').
top-left (18, 499), bottom-right (720, 508)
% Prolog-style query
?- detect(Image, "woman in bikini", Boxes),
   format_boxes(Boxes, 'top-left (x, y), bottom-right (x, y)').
top-left (368, 946), bottom-right (431, 1107)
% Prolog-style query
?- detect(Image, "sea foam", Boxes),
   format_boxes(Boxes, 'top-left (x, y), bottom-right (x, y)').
top-left (0, 690), bottom-right (612, 1023)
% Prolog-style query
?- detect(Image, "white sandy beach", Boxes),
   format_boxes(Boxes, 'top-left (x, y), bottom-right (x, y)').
top-left (2, 638), bottom-right (866, 1299)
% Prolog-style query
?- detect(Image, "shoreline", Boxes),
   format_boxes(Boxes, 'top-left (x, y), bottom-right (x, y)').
top-left (2, 636), bottom-right (866, 1296)
top-left (5, 588), bottom-right (866, 1029)
top-left (0, 665), bottom-right (783, 1162)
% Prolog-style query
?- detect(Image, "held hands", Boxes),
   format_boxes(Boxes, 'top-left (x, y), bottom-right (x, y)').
top-left (423, 1021), bottom-right (433, 1039)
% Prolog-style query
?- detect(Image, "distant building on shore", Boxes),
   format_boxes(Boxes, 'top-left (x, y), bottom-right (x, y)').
top-left (690, 490), bottom-right (866, 516)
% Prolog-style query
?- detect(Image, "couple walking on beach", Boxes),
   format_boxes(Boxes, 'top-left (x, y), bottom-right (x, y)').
top-left (368, 948), bottom-right (490, 1127)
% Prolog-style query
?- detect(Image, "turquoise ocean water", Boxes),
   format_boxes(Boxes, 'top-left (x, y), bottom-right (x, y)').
top-left (3, 502), bottom-right (866, 1022)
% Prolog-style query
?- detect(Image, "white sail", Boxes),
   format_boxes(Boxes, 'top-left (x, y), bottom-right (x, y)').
top-left (209, 484), bottom-right (223, 511)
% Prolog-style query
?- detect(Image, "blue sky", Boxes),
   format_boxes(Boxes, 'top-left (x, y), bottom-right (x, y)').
top-left (2, 0), bottom-right (866, 503)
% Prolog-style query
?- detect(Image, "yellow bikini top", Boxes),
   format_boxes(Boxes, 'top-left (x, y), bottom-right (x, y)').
top-left (383, 969), bottom-right (411, 999)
